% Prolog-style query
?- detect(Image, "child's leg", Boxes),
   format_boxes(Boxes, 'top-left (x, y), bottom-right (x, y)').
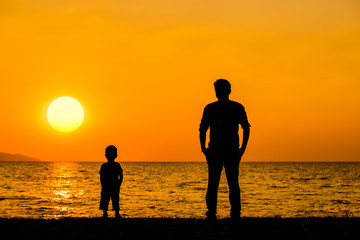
top-left (111, 189), bottom-right (120, 218)
top-left (100, 189), bottom-right (110, 218)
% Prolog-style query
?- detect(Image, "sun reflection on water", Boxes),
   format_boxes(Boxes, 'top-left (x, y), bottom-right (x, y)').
top-left (47, 162), bottom-right (92, 217)
top-left (51, 162), bottom-right (79, 200)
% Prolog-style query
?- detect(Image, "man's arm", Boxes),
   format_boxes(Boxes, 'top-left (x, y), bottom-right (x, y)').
top-left (200, 130), bottom-right (207, 154)
top-left (238, 104), bottom-right (250, 157)
top-left (199, 106), bottom-right (209, 155)
top-left (239, 127), bottom-right (250, 157)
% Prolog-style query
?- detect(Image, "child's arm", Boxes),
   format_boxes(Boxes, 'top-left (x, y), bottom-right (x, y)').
top-left (119, 170), bottom-right (123, 186)
top-left (100, 173), bottom-right (104, 187)
top-left (99, 166), bottom-right (104, 187)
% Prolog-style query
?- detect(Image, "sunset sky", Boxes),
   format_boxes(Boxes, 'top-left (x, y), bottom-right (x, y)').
top-left (1, 0), bottom-right (359, 162)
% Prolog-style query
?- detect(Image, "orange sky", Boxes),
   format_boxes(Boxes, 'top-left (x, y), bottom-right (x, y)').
top-left (1, 0), bottom-right (359, 162)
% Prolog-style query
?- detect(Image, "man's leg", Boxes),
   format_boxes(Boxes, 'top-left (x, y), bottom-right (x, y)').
top-left (206, 157), bottom-right (223, 219)
top-left (224, 159), bottom-right (241, 220)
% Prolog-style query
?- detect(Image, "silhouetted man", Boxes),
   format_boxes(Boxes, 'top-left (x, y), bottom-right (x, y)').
top-left (200, 79), bottom-right (250, 221)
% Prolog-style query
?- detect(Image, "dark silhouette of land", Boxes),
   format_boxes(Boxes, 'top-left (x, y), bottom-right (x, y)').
top-left (2, 217), bottom-right (360, 240)
top-left (0, 152), bottom-right (40, 162)
top-left (200, 79), bottom-right (250, 221)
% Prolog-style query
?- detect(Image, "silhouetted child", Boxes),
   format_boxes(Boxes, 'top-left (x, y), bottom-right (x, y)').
top-left (99, 145), bottom-right (123, 218)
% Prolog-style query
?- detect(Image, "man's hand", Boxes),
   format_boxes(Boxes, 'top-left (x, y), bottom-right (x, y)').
top-left (235, 148), bottom-right (245, 161)
top-left (201, 148), bottom-right (208, 156)
top-left (239, 147), bottom-right (245, 156)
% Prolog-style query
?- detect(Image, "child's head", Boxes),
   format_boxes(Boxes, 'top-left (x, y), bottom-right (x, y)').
top-left (105, 145), bottom-right (117, 162)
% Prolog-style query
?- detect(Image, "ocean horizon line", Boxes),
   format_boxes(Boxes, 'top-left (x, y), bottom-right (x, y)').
top-left (1, 160), bottom-right (360, 163)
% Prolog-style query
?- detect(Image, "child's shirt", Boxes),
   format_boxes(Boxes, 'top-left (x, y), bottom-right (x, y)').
top-left (99, 161), bottom-right (123, 191)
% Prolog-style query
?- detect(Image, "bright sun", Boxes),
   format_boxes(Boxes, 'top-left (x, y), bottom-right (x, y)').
top-left (47, 96), bottom-right (85, 132)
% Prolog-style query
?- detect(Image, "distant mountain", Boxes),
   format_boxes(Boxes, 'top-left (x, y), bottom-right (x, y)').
top-left (0, 152), bottom-right (41, 161)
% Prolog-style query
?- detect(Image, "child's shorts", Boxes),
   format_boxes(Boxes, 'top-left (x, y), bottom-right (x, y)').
top-left (99, 188), bottom-right (120, 211)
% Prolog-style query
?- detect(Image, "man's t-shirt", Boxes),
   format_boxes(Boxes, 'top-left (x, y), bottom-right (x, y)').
top-left (99, 161), bottom-right (123, 190)
top-left (199, 99), bottom-right (250, 150)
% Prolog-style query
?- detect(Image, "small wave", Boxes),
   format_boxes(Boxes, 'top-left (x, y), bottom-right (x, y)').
top-left (37, 207), bottom-right (53, 211)
top-left (331, 200), bottom-right (350, 204)
top-left (6, 196), bottom-right (40, 201)
top-left (294, 193), bottom-right (318, 196)
top-left (177, 181), bottom-right (201, 188)
top-left (291, 177), bottom-right (313, 181)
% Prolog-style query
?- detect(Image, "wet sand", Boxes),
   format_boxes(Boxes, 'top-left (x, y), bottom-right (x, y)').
top-left (1, 217), bottom-right (360, 240)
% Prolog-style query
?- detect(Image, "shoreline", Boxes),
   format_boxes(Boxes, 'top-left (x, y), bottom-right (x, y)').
top-left (2, 217), bottom-right (360, 239)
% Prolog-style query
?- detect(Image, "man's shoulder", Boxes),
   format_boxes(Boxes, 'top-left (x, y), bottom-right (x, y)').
top-left (229, 100), bottom-right (245, 109)
top-left (205, 101), bottom-right (217, 107)
top-left (206, 100), bottom-right (245, 108)
top-left (204, 100), bottom-right (246, 114)
top-left (204, 101), bottom-right (220, 110)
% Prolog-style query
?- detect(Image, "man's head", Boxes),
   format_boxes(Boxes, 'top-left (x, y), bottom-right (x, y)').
top-left (214, 79), bottom-right (231, 99)
top-left (105, 145), bottom-right (117, 162)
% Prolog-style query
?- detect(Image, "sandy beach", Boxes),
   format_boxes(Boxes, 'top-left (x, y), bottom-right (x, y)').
top-left (1, 217), bottom-right (360, 240)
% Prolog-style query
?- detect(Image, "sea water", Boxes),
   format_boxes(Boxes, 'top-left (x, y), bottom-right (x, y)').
top-left (1, 161), bottom-right (360, 219)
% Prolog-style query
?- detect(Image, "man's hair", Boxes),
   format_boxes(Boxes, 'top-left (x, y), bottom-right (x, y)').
top-left (214, 79), bottom-right (231, 98)
top-left (105, 145), bottom-right (117, 155)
